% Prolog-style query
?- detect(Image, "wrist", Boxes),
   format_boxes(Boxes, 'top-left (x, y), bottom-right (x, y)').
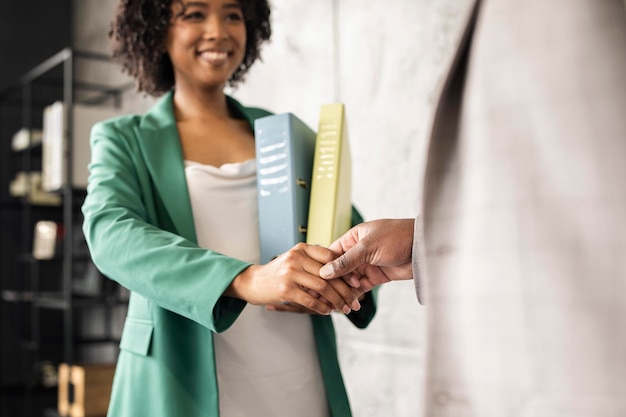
top-left (225, 265), bottom-right (254, 301)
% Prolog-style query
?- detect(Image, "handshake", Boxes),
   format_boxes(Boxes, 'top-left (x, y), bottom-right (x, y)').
top-left (228, 219), bottom-right (415, 315)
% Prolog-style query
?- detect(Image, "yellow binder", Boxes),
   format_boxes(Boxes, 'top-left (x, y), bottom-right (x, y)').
top-left (306, 103), bottom-right (352, 247)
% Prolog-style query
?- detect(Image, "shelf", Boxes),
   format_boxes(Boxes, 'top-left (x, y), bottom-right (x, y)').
top-left (0, 48), bottom-right (134, 107)
top-left (75, 336), bottom-right (120, 345)
top-left (1, 290), bottom-right (34, 303)
top-left (0, 382), bottom-right (57, 393)
top-left (4, 189), bottom-right (88, 206)
top-left (1, 48), bottom-right (130, 417)
top-left (35, 295), bottom-right (70, 310)
top-left (0, 198), bottom-right (62, 209)
top-left (13, 142), bottom-right (43, 154)
top-left (18, 254), bottom-right (63, 264)
top-left (2, 290), bottom-right (127, 308)
top-left (17, 336), bottom-right (119, 351)
top-left (18, 253), bottom-right (91, 264)
top-left (1, 291), bottom-right (69, 308)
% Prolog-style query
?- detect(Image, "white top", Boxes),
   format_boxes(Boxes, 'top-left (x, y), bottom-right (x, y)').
top-left (184, 159), bottom-right (328, 417)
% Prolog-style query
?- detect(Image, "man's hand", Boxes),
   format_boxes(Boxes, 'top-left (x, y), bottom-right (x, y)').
top-left (319, 219), bottom-right (415, 292)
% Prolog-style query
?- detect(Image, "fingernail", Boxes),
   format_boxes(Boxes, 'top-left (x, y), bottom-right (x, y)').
top-left (319, 265), bottom-right (332, 278)
top-left (351, 299), bottom-right (361, 311)
top-left (342, 305), bottom-right (352, 315)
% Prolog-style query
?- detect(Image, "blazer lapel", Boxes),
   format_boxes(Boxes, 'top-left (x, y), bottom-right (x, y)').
top-left (133, 92), bottom-right (197, 242)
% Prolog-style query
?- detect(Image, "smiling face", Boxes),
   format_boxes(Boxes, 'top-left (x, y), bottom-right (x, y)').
top-left (165, 0), bottom-right (247, 92)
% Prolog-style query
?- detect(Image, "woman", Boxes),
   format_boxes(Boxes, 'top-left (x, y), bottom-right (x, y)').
top-left (81, 0), bottom-right (377, 416)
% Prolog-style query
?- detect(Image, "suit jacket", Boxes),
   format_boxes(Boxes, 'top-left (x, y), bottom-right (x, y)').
top-left (82, 91), bottom-right (377, 417)
top-left (413, 0), bottom-right (626, 415)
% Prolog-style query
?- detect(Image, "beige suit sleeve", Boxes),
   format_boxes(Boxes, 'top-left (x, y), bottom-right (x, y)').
top-left (412, 214), bottom-right (425, 304)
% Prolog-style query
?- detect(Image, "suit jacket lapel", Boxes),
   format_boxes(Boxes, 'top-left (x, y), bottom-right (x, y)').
top-left (133, 91), bottom-right (198, 242)
top-left (423, 0), bottom-right (480, 191)
top-left (415, 0), bottom-right (481, 304)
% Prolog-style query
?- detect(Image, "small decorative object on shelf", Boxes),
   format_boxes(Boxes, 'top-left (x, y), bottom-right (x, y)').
top-left (11, 127), bottom-right (43, 151)
top-left (42, 101), bottom-right (122, 192)
top-left (32, 221), bottom-right (63, 260)
top-left (9, 172), bottom-right (62, 206)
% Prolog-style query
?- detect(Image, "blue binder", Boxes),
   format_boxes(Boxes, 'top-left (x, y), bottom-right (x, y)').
top-left (255, 113), bottom-right (316, 264)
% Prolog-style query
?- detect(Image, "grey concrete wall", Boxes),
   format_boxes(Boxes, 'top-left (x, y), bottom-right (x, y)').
top-left (74, 1), bottom-right (470, 415)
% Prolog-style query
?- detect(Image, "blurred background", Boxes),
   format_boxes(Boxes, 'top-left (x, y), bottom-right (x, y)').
top-left (0, 0), bottom-right (471, 416)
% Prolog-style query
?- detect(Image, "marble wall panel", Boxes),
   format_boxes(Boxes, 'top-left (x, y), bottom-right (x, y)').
top-left (230, 0), bottom-right (336, 128)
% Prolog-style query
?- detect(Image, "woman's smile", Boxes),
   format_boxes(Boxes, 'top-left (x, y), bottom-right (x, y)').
top-left (197, 49), bottom-right (230, 65)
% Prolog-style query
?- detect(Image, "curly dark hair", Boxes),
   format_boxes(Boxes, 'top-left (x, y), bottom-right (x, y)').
top-left (109, 0), bottom-right (271, 96)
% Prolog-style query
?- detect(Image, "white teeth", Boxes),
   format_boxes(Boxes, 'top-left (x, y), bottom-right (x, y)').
top-left (201, 51), bottom-right (227, 60)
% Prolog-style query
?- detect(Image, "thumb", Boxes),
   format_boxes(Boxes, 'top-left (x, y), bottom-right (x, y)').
top-left (319, 243), bottom-right (365, 279)
top-left (318, 260), bottom-right (342, 279)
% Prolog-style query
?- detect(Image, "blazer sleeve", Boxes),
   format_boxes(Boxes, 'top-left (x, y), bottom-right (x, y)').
top-left (82, 120), bottom-right (248, 333)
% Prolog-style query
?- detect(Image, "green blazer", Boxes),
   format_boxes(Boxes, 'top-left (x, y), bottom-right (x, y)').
top-left (82, 91), bottom-right (377, 417)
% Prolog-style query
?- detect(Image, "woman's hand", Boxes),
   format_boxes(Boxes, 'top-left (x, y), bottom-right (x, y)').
top-left (225, 243), bottom-right (362, 316)
top-left (265, 281), bottom-right (364, 314)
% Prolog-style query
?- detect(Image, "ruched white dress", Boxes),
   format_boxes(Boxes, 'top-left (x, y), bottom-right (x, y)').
top-left (184, 159), bottom-right (328, 417)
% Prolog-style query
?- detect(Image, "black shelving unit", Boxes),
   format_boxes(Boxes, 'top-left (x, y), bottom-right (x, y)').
top-left (0, 48), bottom-right (132, 417)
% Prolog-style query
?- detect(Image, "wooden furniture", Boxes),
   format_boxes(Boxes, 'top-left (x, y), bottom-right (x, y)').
top-left (58, 363), bottom-right (115, 417)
